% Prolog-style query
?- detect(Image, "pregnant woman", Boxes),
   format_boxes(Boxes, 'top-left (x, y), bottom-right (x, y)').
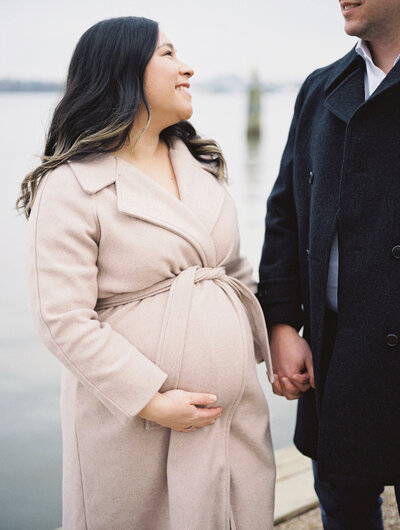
top-left (18, 16), bottom-right (275, 530)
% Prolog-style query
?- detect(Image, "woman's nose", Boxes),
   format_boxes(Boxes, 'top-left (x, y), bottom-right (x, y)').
top-left (179, 62), bottom-right (194, 78)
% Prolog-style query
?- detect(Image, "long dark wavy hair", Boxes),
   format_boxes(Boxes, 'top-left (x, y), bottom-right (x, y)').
top-left (17, 16), bottom-right (226, 218)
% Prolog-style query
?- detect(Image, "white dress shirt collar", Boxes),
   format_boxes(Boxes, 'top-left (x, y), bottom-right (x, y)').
top-left (355, 39), bottom-right (400, 98)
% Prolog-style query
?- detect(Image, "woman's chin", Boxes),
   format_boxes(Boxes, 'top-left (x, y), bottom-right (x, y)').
top-left (159, 107), bottom-right (193, 129)
top-left (179, 105), bottom-right (193, 121)
top-left (168, 112), bottom-right (193, 127)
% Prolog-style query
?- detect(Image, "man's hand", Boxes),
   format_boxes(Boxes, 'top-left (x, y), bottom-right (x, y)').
top-left (269, 323), bottom-right (315, 400)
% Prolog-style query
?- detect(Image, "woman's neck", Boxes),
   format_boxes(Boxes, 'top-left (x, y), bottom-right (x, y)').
top-left (113, 108), bottom-right (166, 165)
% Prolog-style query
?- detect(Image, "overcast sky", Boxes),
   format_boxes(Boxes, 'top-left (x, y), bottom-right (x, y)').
top-left (1, 0), bottom-right (357, 84)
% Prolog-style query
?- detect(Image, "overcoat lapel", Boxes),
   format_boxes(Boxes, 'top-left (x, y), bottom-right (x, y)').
top-left (324, 49), bottom-right (365, 123)
top-left (367, 57), bottom-right (400, 101)
top-left (324, 47), bottom-right (400, 123)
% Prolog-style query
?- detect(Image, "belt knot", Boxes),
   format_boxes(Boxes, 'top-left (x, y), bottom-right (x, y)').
top-left (193, 266), bottom-right (226, 283)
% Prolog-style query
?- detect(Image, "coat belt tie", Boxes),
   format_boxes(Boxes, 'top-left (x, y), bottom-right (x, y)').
top-left (95, 265), bottom-right (274, 384)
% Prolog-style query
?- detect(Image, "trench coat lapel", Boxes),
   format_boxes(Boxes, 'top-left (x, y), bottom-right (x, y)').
top-left (168, 139), bottom-right (226, 233)
top-left (115, 141), bottom-right (222, 266)
top-left (324, 48), bottom-right (366, 123)
top-left (69, 142), bottom-right (223, 267)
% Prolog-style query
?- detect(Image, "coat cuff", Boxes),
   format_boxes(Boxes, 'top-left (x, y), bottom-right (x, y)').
top-left (260, 302), bottom-right (303, 332)
top-left (257, 279), bottom-right (304, 332)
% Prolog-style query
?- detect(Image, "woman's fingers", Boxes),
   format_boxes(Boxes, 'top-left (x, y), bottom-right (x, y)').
top-left (182, 425), bottom-right (198, 432)
top-left (272, 374), bottom-right (284, 396)
top-left (165, 390), bottom-right (222, 432)
top-left (189, 392), bottom-right (218, 406)
top-left (290, 372), bottom-right (311, 392)
top-left (183, 406), bottom-right (222, 429)
top-left (178, 404), bottom-right (222, 432)
top-left (280, 377), bottom-right (303, 400)
top-left (195, 406), bottom-right (222, 423)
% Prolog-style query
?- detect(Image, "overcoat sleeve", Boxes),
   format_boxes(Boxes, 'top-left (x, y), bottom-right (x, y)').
top-left (257, 79), bottom-right (309, 332)
top-left (25, 165), bottom-right (168, 424)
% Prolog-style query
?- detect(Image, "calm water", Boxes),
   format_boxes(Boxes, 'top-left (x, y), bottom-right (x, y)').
top-left (0, 88), bottom-right (299, 530)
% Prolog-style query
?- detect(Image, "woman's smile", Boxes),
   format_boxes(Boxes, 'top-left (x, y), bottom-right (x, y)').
top-left (175, 83), bottom-right (192, 99)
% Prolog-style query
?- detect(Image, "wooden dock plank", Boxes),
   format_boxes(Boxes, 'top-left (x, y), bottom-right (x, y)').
top-left (274, 445), bottom-right (319, 524)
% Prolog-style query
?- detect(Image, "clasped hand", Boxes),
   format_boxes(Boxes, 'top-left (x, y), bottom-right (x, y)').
top-left (268, 323), bottom-right (315, 400)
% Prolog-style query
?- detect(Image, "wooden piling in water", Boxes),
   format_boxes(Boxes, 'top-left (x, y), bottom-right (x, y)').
top-left (247, 71), bottom-right (262, 141)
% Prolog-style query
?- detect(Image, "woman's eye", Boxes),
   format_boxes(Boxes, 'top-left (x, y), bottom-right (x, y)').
top-left (164, 51), bottom-right (173, 56)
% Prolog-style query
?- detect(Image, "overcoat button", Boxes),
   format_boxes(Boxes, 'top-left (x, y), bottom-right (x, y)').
top-left (309, 171), bottom-right (314, 184)
top-left (391, 245), bottom-right (400, 259)
top-left (306, 249), bottom-right (310, 261)
top-left (385, 334), bottom-right (399, 347)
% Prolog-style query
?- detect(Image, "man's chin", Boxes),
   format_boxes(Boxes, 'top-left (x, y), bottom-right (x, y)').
top-left (344, 20), bottom-right (365, 38)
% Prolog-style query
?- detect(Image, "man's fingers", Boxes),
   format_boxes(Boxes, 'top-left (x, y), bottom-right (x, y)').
top-left (291, 372), bottom-right (311, 392)
top-left (292, 373), bottom-right (310, 384)
top-left (280, 377), bottom-right (303, 400)
top-left (305, 356), bottom-right (315, 388)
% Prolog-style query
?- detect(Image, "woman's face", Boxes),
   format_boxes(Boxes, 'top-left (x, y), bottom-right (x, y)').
top-left (143, 29), bottom-right (194, 129)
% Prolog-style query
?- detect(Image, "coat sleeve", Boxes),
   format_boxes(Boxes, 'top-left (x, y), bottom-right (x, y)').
top-left (222, 190), bottom-right (256, 293)
top-left (226, 243), bottom-right (275, 366)
top-left (225, 254), bottom-right (256, 293)
top-left (221, 194), bottom-right (271, 364)
top-left (257, 78), bottom-right (310, 332)
top-left (25, 165), bottom-right (168, 424)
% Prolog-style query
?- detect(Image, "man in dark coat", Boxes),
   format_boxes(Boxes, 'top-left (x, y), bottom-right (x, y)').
top-left (257, 0), bottom-right (400, 527)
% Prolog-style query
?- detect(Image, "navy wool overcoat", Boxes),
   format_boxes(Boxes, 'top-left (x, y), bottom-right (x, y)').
top-left (258, 47), bottom-right (400, 484)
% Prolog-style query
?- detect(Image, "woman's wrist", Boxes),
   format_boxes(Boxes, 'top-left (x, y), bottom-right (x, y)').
top-left (137, 392), bottom-right (166, 421)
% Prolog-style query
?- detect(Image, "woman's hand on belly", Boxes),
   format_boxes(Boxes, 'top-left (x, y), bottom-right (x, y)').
top-left (137, 390), bottom-right (222, 432)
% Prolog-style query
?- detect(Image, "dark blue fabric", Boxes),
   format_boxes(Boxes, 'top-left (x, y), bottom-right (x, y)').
top-left (258, 46), bottom-right (400, 483)
top-left (312, 460), bottom-right (384, 530)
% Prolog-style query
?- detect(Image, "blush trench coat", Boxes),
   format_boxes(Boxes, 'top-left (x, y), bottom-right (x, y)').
top-left (26, 139), bottom-right (276, 529)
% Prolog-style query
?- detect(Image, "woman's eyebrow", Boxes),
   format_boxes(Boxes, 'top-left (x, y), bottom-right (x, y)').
top-left (157, 42), bottom-right (175, 51)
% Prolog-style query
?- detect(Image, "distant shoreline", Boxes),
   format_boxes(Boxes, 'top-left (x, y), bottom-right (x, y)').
top-left (0, 80), bottom-right (63, 92)
top-left (0, 78), bottom-right (300, 94)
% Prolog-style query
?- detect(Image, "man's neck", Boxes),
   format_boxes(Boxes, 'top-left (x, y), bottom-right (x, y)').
top-left (367, 35), bottom-right (400, 74)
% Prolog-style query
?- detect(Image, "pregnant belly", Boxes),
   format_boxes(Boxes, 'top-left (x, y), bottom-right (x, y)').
top-left (98, 280), bottom-right (250, 409)
top-left (177, 281), bottom-right (247, 408)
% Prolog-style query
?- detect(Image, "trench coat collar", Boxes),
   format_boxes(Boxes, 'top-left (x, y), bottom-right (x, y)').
top-left (67, 152), bottom-right (117, 193)
top-left (324, 46), bottom-right (400, 123)
top-left (68, 139), bottom-right (223, 267)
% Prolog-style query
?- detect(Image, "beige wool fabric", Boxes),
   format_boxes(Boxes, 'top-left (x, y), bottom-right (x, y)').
top-left (25, 139), bottom-right (276, 530)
